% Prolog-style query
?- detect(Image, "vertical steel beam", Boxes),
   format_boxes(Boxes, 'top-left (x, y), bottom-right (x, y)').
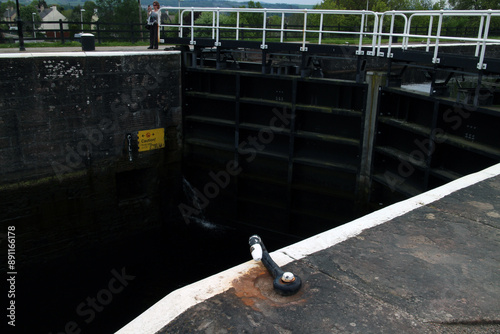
top-left (286, 78), bottom-right (298, 233)
top-left (358, 71), bottom-right (387, 204)
top-left (234, 73), bottom-right (241, 219)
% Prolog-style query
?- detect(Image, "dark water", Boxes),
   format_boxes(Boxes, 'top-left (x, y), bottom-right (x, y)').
top-left (13, 181), bottom-right (295, 334)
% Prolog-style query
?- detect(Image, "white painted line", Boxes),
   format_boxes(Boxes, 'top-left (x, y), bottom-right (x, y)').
top-left (116, 162), bottom-right (500, 334)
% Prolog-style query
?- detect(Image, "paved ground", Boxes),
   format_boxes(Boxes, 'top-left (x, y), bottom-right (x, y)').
top-left (0, 45), bottom-right (175, 53)
top-left (158, 174), bottom-right (500, 333)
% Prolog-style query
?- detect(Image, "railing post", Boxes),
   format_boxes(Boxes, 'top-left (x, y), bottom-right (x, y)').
top-left (212, 10), bottom-right (216, 40)
top-left (236, 12), bottom-right (240, 40)
top-left (357, 11), bottom-right (365, 53)
top-left (301, 9), bottom-right (308, 51)
top-left (368, 13), bottom-right (378, 56)
top-left (96, 22), bottom-right (101, 44)
top-left (376, 14), bottom-right (384, 56)
top-left (477, 10), bottom-right (492, 70)
top-left (261, 9), bottom-right (267, 49)
top-left (131, 23), bottom-right (134, 43)
top-left (178, 10), bottom-right (183, 38)
top-left (475, 15), bottom-right (485, 58)
top-left (190, 8), bottom-right (195, 45)
top-left (386, 11), bottom-right (395, 58)
top-left (432, 10), bottom-right (444, 64)
top-left (401, 12), bottom-right (409, 50)
top-left (319, 13), bottom-right (324, 45)
top-left (426, 16), bottom-right (433, 52)
top-left (215, 9), bottom-right (221, 46)
top-left (280, 12), bottom-right (285, 43)
top-left (59, 19), bottom-right (65, 44)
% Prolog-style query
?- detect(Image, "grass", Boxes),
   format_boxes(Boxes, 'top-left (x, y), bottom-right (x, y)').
top-left (1, 34), bottom-right (497, 49)
top-left (212, 35), bottom-right (390, 45)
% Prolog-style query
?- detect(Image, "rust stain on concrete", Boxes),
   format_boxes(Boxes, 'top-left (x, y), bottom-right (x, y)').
top-left (231, 263), bottom-right (306, 312)
top-left (231, 266), bottom-right (269, 310)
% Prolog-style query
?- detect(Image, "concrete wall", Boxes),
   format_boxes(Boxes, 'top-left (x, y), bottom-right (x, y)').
top-left (0, 51), bottom-right (182, 269)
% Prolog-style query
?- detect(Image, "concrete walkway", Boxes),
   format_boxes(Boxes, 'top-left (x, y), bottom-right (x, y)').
top-left (0, 45), bottom-right (174, 54)
top-left (118, 163), bottom-right (500, 334)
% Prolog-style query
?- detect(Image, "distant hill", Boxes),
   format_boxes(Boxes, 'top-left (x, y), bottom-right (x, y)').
top-left (15, 0), bottom-right (313, 10)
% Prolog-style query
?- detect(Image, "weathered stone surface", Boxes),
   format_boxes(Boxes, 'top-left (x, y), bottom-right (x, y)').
top-left (160, 175), bottom-right (500, 334)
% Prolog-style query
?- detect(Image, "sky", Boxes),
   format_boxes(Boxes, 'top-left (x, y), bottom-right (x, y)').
top-left (241, 0), bottom-right (323, 4)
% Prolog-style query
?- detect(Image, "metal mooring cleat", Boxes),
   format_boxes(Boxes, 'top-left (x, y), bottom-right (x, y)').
top-left (248, 235), bottom-right (302, 296)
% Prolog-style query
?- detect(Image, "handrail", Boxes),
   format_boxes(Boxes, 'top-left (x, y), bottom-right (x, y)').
top-left (402, 9), bottom-right (498, 69)
top-left (376, 11), bottom-right (408, 58)
top-left (160, 7), bottom-right (379, 55)
top-left (159, 7), bottom-right (500, 69)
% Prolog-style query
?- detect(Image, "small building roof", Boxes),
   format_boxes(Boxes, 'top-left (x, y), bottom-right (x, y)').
top-left (3, 7), bottom-right (17, 21)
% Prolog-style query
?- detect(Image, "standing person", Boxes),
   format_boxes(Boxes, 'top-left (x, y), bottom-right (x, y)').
top-left (147, 1), bottom-right (160, 49)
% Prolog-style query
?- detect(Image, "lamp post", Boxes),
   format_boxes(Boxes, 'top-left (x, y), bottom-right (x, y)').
top-left (80, 8), bottom-right (86, 32)
top-left (32, 12), bottom-right (36, 38)
top-left (138, 0), bottom-right (143, 40)
top-left (15, 0), bottom-right (25, 51)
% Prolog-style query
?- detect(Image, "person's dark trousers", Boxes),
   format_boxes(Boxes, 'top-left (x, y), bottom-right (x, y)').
top-left (149, 23), bottom-right (159, 49)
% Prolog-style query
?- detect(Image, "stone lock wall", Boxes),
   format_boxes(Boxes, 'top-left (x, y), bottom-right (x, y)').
top-left (0, 52), bottom-right (182, 269)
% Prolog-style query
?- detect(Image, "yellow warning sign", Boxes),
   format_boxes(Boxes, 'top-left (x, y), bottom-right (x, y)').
top-left (137, 128), bottom-right (165, 152)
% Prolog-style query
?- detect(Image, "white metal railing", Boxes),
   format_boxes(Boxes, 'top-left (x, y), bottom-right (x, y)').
top-left (377, 10), bottom-right (500, 69)
top-left (159, 8), bottom-right (500, 69)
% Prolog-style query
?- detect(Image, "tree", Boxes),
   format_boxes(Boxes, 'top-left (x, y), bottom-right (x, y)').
top-left (84, 1), bottom-right (98, 15)
top-left (386, 0), bottom-right (412, 10)
top-left (19, 3), bottom-right (40, 33)
top-left (238, 1), bottom-right (264, 30)
top-left (0, 0), bottom-right (15, 14)
top-left (96, 0), bottom-right (143, 39)
top-left (36, 1), bottom-right (49, 9)
top-left (448, 0), bottom-right (499, 10)
top-left (96, 0), bottom-right (119, 24)
top-left (372, 0), bottom-right (390, 12)
top-left (96, 0), bottom-right (141, 25)
top-left (193, 11), bottom-right (234, 38)
top-left (221, 1), bottom-right (264, 38)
